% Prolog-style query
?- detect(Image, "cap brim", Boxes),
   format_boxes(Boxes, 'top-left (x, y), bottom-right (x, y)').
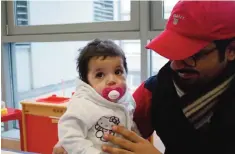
top-left (146, 30), bottom-right (210, 60)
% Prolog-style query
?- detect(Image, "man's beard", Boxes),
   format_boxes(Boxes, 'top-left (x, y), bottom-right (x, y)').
top-left (173, 72), bottom-right (205, 93)
top-left (172, 67), bottom-right (216, 93)
top-left (172, 64), bottom-right (234, 93)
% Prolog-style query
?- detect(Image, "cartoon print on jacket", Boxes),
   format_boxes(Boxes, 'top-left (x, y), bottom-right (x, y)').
top-left (95, 116), bottom-right (120, 142)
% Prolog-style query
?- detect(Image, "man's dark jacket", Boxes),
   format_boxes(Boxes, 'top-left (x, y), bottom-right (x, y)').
top-left (133, 63), bottom-right (235, 154)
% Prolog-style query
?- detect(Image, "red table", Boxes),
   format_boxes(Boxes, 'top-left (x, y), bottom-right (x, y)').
top-left (1, 108), bottom-right (24, 151)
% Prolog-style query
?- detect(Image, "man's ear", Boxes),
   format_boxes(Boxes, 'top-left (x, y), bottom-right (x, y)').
top-left (225, 40), bottom-right (235, 61)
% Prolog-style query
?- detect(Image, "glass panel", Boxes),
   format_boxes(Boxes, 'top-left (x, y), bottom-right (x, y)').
top-left (14, 0), bottom-right (131, 26)
top-left (1, 123), bottom-right (4, 132)
top-left (1, 121), bottom-right (20, 139)
top-left (15, 44), bottom-right (32, 92)
top-left (12, 40), bottom-right (141, 109)
top-left (164, 0), bottom-right (178, 19)
top-left (151, 51), bottom-right (169, 75)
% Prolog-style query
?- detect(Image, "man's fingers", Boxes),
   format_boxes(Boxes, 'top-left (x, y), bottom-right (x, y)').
top-left (102, 145), bottom-right (134, 154)
top-left (113, 126), bottom-right (145, 143)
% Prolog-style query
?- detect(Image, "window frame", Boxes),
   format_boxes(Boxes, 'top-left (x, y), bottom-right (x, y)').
top-left (1, 44), bottom-right (17, 131)
top-left (150, 1), bottom-right (167, 30)
top-left (6, 1), bottom-right (140, 35)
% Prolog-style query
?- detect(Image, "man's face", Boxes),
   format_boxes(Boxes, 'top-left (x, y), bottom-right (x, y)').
top-left (170, 42), bottom-right (234, 89)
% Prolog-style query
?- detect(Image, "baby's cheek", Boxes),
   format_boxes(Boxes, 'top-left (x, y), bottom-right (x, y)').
top-left (119, 82), bottom-right (127, 91)
top-left (93, 86), bottom-right (104, 96)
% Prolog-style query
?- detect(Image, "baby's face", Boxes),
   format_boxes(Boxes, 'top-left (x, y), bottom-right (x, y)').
top-left (87, 56), bottom-right (127, 101)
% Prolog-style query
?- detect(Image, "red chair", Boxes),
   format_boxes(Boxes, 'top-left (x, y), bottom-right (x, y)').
top-left (1, 108), bottom-right (24, 151)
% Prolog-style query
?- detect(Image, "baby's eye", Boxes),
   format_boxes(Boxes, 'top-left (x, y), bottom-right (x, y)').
top-left (115, 69), bottom-right (123, 75)
top-left (95, 72), bottom-right (104, 78)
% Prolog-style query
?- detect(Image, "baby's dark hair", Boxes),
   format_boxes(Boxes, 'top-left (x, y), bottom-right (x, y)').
top-left (76, 39), bottom-right (128, 83)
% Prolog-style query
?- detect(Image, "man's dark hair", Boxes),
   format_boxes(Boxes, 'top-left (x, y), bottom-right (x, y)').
top-left (214, 37), bottom-right (235, 62)
top-left (76, 39), bottom-right (128, 83)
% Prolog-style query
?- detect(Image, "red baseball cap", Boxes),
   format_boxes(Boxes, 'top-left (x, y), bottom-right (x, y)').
top-left (146, 1), bottom-right (235, 60)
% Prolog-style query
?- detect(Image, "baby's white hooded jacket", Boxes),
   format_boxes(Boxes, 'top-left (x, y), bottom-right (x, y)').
top-left (57, 79), bottom-right (139, 154)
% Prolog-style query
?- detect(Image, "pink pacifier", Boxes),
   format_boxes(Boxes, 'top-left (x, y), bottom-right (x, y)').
top-left (102, 87), bottom-right (125, 101)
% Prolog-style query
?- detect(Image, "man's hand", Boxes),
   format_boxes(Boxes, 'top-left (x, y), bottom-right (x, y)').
top-left (102, 126), bottom-right (162, 154)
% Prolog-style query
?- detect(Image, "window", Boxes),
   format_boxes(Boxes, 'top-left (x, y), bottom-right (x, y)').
top-left (151, 50), bottom-right (169, 76)
top-left (93, 1), bottom-right (115, 21)
top-left (14, 0), bottom-right (128, 26)
top-left (11, 40), bottom-right (141, 109)
top-left (150, 0), bottom-right (179, 30)
top-left (122, 40), bottom-right (140, 55)
top-left (2, 40), bottom-right (141, 138)
top-left (164, 0), bottom-right (178, 19)
top-left (15, 1), bottom-right (29, 25)
top-left (7, 0), bottom-right (139, 35)
top-left (127, 73), bottom-right (141, 90)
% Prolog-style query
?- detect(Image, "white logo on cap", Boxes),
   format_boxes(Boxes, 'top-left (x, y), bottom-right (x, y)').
top-left (173, 14), bottom-right (185, 25)
top-left (173, 18), bottom-right (179, 25)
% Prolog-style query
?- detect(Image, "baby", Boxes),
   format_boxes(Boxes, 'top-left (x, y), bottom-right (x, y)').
top-left (53, 39), bottom-right (139, 154)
